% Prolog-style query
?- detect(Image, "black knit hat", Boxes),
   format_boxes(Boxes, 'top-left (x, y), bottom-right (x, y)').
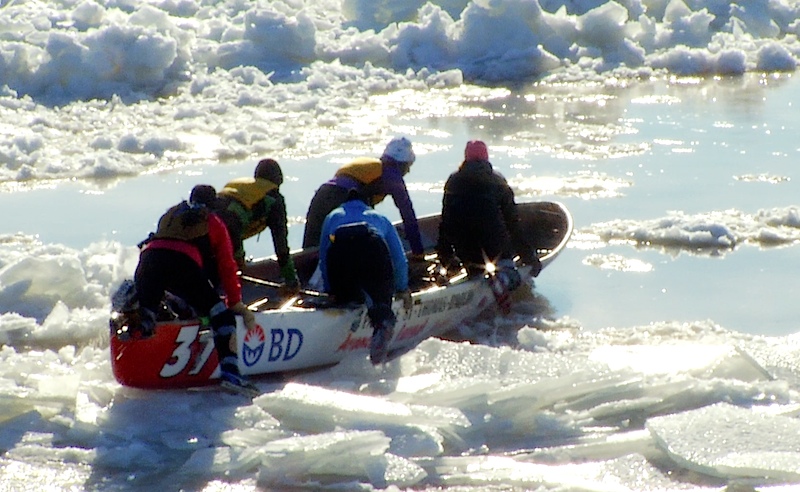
top-left (254, 158), bottom-right (283, 185)
top-left (189, 184), bottom-right (217, 207)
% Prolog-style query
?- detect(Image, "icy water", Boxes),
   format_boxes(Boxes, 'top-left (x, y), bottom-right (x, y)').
top-left (5, 73), bottom-right (800, 337)
top-left (5, 0), bottom-right (800, 487)
top-left (0, 14), bottom-right (800, 491)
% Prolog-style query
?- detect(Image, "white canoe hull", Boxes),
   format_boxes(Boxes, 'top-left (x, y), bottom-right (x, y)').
top-left (237, 267), bottom-right (524, 375)
top-left (110, 201), bottom-right (573, 388)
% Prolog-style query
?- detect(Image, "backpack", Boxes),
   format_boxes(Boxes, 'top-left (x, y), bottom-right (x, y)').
top-left (328, 221), bottom-right (390, 265)
top-left (153, 201), bottom-right (209, 241)
top-left (331, 221), bottom-right (375, 243)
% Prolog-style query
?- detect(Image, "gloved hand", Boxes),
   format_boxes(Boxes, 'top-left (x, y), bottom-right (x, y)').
top-left (528, 256), bottom-right (543, 278)
top-left (397, 289), bottom-right (413, 310)
top-left (429, 260), bottom-right (449, 285)
top-left (231, 301), bottom-right (257, 331)
top-left (438, 255), bottom-right (462, 275)
top-left (518, 248), bottom-right (542, 277)
top-left (407, 253), bottom-right (429, 283)
top-left (235, 254), bottom-right (247, 272)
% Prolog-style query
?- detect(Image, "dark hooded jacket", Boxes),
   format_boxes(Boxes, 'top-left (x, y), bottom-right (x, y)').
top-left (436, 159), bottom-right (535, 271)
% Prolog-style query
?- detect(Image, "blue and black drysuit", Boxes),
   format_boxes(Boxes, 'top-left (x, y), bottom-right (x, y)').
top-left (319, 198), bottom-right (409, 329)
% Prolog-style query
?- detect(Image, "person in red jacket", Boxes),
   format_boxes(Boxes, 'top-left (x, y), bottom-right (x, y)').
top-left (133, 184), bottom-right (256, 392)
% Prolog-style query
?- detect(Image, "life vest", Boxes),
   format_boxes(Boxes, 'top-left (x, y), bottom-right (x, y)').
top-left (335, 158), bottom-right (387, 205)
top-left (335, 157), bottom-right (383, 184)
top-left (218, 177), bottom-right (278, 239)
top-left (219, 177), bottom-right (277, 208)
top-left (152, 201), bottom-right (208, 241)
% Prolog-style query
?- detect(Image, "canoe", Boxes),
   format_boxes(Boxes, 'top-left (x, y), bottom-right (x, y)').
top-left (109, 201), bottom-right (573, 389)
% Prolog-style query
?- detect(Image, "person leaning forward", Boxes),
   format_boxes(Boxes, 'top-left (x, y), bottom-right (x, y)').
top-left (134, 184), bottom-right (256, 391)
top-left (212, 158), bottom-right (300, 292)
top-left (435, 140), bottom-right (542, 284)
top-left (302, 137), bottom-right (424, 257)
top-left (318, 190), bottom-right (412, 365)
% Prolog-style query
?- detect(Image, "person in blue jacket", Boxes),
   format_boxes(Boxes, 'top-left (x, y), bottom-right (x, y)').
top-left (319, 190), bottom-right (411, 364)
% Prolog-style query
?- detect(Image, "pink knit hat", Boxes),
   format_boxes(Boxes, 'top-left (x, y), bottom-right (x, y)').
top-left (464, 140), bottom-right (489, 161)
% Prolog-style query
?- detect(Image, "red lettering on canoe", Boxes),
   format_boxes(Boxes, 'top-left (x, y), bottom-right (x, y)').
top-left (336, 332), bottom-right (370, 352)
top-left (396, 322), bottom-right (425, 342)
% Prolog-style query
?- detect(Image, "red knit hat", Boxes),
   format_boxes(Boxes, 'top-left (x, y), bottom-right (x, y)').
top-left (464, 140), bottom-right (489, 161)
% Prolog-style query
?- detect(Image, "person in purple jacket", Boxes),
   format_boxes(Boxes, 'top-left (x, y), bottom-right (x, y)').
top-left (302, 137), bottom-right (424, 258)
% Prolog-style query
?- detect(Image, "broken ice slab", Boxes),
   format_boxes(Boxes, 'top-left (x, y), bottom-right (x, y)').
top-left (647, 402), bottom-right (800, 482)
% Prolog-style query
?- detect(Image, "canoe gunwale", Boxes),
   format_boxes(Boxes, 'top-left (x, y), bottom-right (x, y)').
top-left (109, 200), bottom-right (573, 388)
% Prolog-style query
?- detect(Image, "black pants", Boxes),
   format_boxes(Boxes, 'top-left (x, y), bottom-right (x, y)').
top-left (134, 248), bottom-right (236, 359)
top-left (326, 226), bottom-right (395, 328)
top-left (303, 184), bottom-right (350, 248)
top-left (447, 221), bottom-right (513, 277)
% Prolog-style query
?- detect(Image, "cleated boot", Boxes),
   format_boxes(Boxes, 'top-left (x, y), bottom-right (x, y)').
top-left (219, 360), bottom-right (260, 397)
top-left (112, 307), bottom-right (156, 341)
top-left (487, 272), bottom-right (511, 315)
top-left (369, 322), bottom-right (395, 365)
top-left (496, 259), bottom-right (522, 291)
top-left (137, 307), bottom-right (157, 339)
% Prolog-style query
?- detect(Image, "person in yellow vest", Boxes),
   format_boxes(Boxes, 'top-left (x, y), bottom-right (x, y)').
top-left (212, 159), bottom-right (300, 291)
top-left (301, 137), bottom-right (424, 257)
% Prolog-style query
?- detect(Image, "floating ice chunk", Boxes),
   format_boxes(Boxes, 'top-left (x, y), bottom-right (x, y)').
top-left (582, 253), bottom-right (653, 272)
top-left (93, 441), bottom-right (161, 469)
top-left (254, 382), bottom-right (470, 432)
top-left (0, 313), bottom-right (37, 346)
top-left (228, 404), bottom-right (281, 430)
top-left (220, 428), bottom-right (286, 449)
top-left (0, 256), bottom-right (90, 311)
top-left (386, 424), bottom-right (445, 458)
top-left (179, 446), bottom-right (232, 476)
top-left (391, 372), bottom-right (443, 395)
top-left (0, 410), bottom-right (41, 452)
top-left (433, 454), bottom-right (629, 491)
top-left (589, 344), bottom-right (774, 381)
top-left (392, 377), bottom-right (498, 411)
top-left (36, 374), bottom-right (80, 400)
top-left (5, 436), bottom-right (96, 466)
top-left (366, 452), bottom-right (428, 489)
top-left (647, 402), bottom-right (800, 481)
top-left (251, 430), bottom-right (426, 488)
top-left (488, 371), bottom-right (635, 417)
top-left (515, 429), bottom-right (655, 463)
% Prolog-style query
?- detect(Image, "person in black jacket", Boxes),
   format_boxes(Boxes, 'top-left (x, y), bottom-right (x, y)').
top-left (435, 140), bottom-right (541, 285)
